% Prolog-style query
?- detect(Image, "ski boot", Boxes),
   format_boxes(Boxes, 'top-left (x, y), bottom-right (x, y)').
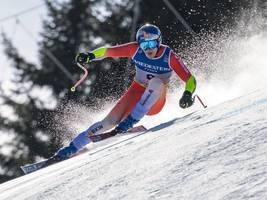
top-left (52, 142), bottom-right (79, 161)
top-left (114, 115), bottom-right (139, 134)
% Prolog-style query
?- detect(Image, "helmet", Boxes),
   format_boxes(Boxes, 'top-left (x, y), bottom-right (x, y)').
top-left (136, 24), bottom-right (162, 48)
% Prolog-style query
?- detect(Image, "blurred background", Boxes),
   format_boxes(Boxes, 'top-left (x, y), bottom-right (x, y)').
top-left (0, 0), bottom-right (266, 183)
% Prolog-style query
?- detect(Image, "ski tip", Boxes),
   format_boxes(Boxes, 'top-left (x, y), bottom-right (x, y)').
top-left (20, 159), bottom-right (50, 175)
top-left (20, 166), bottom-right (27, 174)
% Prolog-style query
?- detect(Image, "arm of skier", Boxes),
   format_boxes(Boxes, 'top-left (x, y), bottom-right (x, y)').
top-left (169, 51), bottom-right (197, 108)
top-left (75, 42), bottom-right (139, 63)
top-left (92, 42), bottom-right (138, 59)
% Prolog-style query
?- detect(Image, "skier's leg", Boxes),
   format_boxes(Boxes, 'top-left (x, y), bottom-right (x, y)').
top-left (54, 81), bottom-right (145, 160)
top-left (147, 83), bottom-right (167, 115)
top-left (71, 120), bottom-right (113, 150)
top-left (116, 78), bottom-right (166, 132)
top-left (73, 81), bottom-right (146, 145)
top-left (106, 81), bottom-right (145, 123)
top-left (129, 77), bottom-right (166, 119)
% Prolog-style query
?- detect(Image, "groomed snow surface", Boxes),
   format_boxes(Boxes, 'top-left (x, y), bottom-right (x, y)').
top-left (0, 87), bottom-right (267, 200)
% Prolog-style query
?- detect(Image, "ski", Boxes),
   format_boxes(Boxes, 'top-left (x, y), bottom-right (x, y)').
top-left (20, 125), bottom-right (147, 174)
top-left (89, 125), bottom-right (147, 142)
top-left (20, 157), bottom-right (60, 175)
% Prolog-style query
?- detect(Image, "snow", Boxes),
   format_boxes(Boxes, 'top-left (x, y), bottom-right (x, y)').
top-left (1, 8), bottom-right (267, 200)
top-left (0, 87), bottom-right (267, 200)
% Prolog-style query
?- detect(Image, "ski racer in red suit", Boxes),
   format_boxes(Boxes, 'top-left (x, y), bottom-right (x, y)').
top-left (53, 24), bottom-right (197, 160)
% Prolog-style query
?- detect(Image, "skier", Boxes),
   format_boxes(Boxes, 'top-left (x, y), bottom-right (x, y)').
top-left (54, 24), bottom-right (196, 161)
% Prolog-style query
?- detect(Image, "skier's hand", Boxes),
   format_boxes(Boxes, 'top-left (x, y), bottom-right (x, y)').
top-left (179, 91), bottom-right (194, 109)
top-left (75, 52), bottom-right (95, 64)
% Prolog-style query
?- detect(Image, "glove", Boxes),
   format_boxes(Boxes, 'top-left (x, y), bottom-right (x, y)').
top-left (75, 52), bottom-right (95, 64)
top-left (179, 90), bottom-right (194, 109)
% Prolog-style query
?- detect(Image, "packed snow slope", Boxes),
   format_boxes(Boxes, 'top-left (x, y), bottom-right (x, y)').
top-left (0, 87), bottom-right (267, 200)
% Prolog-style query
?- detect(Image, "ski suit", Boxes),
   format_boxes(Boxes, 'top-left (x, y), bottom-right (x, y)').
top-left (71, 42), bottom-right (196, 149)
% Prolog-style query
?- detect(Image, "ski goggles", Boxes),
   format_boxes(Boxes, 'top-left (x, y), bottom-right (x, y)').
top-left (140, 40), bottom-right (158, 50)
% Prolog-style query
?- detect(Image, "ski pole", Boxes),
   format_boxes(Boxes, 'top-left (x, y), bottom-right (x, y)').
top-left (194, 94), bottom-right (207, 108)
top-left (70, 63), bottom-right (89, 92)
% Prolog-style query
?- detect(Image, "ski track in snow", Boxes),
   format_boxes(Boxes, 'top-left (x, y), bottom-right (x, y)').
top-left (0, 89), bottom-right (267, 200)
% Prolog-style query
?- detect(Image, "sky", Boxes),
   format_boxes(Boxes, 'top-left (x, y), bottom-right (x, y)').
top-left (0, 0), bottom-right (47, 81)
